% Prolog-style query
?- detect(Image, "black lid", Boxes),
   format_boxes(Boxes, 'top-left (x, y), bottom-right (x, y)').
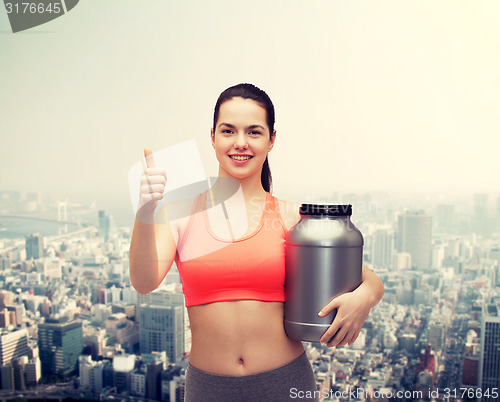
top-left (300, 204), bottom-right (352, 217)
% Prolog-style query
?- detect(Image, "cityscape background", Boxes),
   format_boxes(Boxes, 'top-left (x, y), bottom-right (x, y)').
top-left (0, 189), bottom-right (499, 401)
top-left (1, 0), bottom-right (500, 401)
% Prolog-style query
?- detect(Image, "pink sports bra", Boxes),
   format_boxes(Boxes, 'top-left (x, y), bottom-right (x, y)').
top-left (175, 191), bottom-right (288, 307)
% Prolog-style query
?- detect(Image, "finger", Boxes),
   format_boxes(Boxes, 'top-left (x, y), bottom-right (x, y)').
top-left (140, 175), bottom-right (166, 186)
top-left (143, 168), bottom-right (167, 179)
top-left (140, 192), bottom-right (164, 203)
top-left (336, 330), bottom-right (354, 347)
top-left (347, 329), bottom-right (361, 346)
top-left (144, 147), bottom-right (156, 168)
top-left (319, 317), bottom-right (342, 344)
top-left (327, 326), bottom-right (349, 347)
top-left (140, 184), bottom-right (165, 194)
top-left (318, 295), bottom-right (342, 317)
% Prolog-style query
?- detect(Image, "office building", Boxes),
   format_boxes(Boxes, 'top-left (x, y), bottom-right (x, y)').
top-left (25, 233), bottom-right (44, 260)
top-left (0, 329), bottom-right (29, 365)
top-left (131, 369), bottom-right (146, 397)
top-left (0, 364), bottom-right (14, 390)
top-left (79, 355), bottom-right (104, 394)
top-left (436, 204), bottom-right (455, 234)
top-left (38, 317), bottom-right (83, 376)
top-left (397, 210), bottom-right (432, 270)
top-left (371, 230), bottom-right (394, 268)
top-left (24, 357), bottom-right (41, 386)
top-left (473, 193), bottom-right (489, 235)
top-left (113, 355), bottom-right (135, 394)
top-left (98, 210), bottom-right (111, 241)
top-left (478, 303), bottom-right (500, 390)
top-left (139, 304), bottom-right (184, 364)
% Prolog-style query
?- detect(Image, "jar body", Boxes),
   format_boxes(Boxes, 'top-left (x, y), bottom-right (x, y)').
top-left (284, 212), bottom-right (364, 342)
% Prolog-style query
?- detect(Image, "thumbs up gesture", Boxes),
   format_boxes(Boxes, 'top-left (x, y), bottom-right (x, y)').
top-left (138, 147), bottom-right (167, 215)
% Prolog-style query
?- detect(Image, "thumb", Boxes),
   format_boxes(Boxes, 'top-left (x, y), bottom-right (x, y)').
top-left (144, 147), bottom-right (156, 168)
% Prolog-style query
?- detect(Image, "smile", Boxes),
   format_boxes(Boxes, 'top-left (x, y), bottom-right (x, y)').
top-left (229, 155), bottom-right (253, 161)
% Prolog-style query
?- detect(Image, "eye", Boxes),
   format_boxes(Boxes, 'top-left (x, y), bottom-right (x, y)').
top-left (221, 129), bottom-right (233, 134)
top-left (249, 130), bottom-right (262, 136)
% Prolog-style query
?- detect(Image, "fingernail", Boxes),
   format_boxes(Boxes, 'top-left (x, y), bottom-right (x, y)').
top-left (318, 311), bottom-right (323, 316)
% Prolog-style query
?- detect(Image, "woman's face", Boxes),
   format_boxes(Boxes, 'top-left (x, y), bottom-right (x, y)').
top-left (211, 97), bottom-right (275, 183)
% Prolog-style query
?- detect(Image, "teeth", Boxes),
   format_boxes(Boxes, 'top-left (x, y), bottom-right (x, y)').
top-left (230, 155), bottom-right (252, 161)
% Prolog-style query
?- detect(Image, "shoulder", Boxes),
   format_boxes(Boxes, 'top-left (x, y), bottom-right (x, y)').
top-left (275, 197), bottom-right (301, 231)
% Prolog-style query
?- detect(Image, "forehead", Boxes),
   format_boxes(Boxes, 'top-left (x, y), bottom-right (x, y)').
top-left (218, 97), bottom-right (268, 128)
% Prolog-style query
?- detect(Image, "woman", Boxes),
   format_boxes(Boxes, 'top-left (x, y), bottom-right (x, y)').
top-left (129, 83), bottom-right (384, 401)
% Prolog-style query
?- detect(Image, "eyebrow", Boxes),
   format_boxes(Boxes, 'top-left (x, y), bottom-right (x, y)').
top-left (218, 123), bottom-right (266, 130)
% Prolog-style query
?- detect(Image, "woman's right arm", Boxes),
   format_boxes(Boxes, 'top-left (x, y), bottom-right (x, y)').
top-left (129, 148), bottom-right (178, 294)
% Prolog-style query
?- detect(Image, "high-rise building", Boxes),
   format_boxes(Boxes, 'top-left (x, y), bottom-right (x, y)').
top-left (0, 364), bottom-right (14, 390)
top-left (25, 233), bottom-right (44, 260)
top-left (98, 210), bottom-right (111, 241)
top-left (473, 193), bottom-right (489, 235)
top-left (371, 230), bottom-right (394, 268)
top-left (38, 317), bottom-right (83, 376)
top-left (488, 247), bottom-right (500, 287)
top-left (137, 286), bottom-right (189, 355)
top-left (397, 210), bottom-right (432, 270)
top-left (79, 355), bottom-right (104, 394)
top-left (131, 369), bottom-right (146, 397)
top-left (0, 291), bottom-right (14, 308)
top-left (0, 256), bottom-right (12, 271)
top-left (496, 197), bottom-right (500, 232)
top-left (24, 357), bottom-right (41, 386)
top-left (436, 204), bottom-right (456, 234)
top-left (478, 303), bottom-right (500, 391)
top-left (139, 304), bottom-right (184, 364)
top-left (0, 329), bottom-right (29, 365)
top-left (146, 360), bottom-right (164, 400)
top-left (39, 259), bottom-right (62, 280)
top-left (113, 355), bottom-right (135, 394)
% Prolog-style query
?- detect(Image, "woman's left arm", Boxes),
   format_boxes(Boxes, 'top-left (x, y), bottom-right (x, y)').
top-left (318, 265), bottom-right (384, 347)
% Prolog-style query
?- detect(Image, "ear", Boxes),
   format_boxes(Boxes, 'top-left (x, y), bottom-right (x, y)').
top-left (268, 130), bottom-right (276, 152)
top-left (210, 128), bottom-right (215, 149)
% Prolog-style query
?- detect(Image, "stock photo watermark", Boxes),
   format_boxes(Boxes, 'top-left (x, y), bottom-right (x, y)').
top-left (3, 0), bottom-right (79, 33)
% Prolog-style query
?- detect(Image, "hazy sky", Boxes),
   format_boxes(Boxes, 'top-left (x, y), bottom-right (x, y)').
top-left (1, 1), bottom-right (499, 221)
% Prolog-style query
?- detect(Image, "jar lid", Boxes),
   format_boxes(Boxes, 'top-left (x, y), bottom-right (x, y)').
top-left (300, 204), bottom-right (352, 217)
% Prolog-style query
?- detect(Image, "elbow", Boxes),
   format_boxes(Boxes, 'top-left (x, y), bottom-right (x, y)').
top-left (130, 281), bottom-right (152, 295)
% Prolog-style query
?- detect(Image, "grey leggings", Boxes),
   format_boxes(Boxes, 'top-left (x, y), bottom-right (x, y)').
top-left (184, 352), bottom-right (319, 402)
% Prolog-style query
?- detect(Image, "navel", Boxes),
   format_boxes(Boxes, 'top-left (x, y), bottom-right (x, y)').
top-left (238, 357), bottom-right (244, 365)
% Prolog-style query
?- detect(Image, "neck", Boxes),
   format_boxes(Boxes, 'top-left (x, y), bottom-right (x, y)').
top-left (214, 167), bottom-right (267, 202)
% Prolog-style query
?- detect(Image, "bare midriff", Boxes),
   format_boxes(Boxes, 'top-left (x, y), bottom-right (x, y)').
top-left (187, 300), bottom-right (305, 376)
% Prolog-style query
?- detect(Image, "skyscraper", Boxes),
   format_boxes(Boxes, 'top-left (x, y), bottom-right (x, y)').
top-left (473, 193), bottom-right (489, 235)
top-left (397, 210), bottom-right (432, 270)
top-left (371, 230), bottom-right (394, 268)
top-left (98, 210), bottom-right (111, 241)
top-left (25, 233), bottom-right (44, 260)
top-left (478, 303), bottom-right (500, 391)
top-left (436, 204), bottom-right (455, 234)
top-left (138, 303), bottom-right (184, 364)
top-left (38, 317), bottom-right (83, 376)
top-left (0, 328), bottom-right (29, 365)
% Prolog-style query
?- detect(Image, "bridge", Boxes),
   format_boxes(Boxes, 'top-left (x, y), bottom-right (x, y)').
top-left (0, 214), bottom-right (90, 227)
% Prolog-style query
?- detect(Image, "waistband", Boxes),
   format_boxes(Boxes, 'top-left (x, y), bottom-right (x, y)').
top-left (187, 351), bottom-right (309, 382)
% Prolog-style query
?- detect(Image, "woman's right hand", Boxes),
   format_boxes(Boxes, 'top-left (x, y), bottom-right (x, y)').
top-left (138, 147), bottom-right (167, 216)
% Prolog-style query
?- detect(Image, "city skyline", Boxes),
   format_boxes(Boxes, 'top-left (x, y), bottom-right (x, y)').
top-left (0, 189), bottom-right (499, 399)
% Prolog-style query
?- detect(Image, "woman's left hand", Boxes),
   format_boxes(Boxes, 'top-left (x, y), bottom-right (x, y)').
top-left (317, 285), bottom-right (373, 347)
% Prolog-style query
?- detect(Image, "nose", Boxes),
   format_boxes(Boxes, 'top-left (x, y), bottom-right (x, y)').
top-left (234, 132), bottom-right (248, 150)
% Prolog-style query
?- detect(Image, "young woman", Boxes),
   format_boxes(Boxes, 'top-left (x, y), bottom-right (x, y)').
top-left (129, 83), bottom-right (384, 401)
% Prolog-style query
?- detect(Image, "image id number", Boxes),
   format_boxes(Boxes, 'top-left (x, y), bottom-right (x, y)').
top-left (5, 2), bottom-right (62, 14)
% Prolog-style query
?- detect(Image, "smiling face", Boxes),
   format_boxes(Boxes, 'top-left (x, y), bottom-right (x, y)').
top-left (211, 97), bottom-right (275, 184)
